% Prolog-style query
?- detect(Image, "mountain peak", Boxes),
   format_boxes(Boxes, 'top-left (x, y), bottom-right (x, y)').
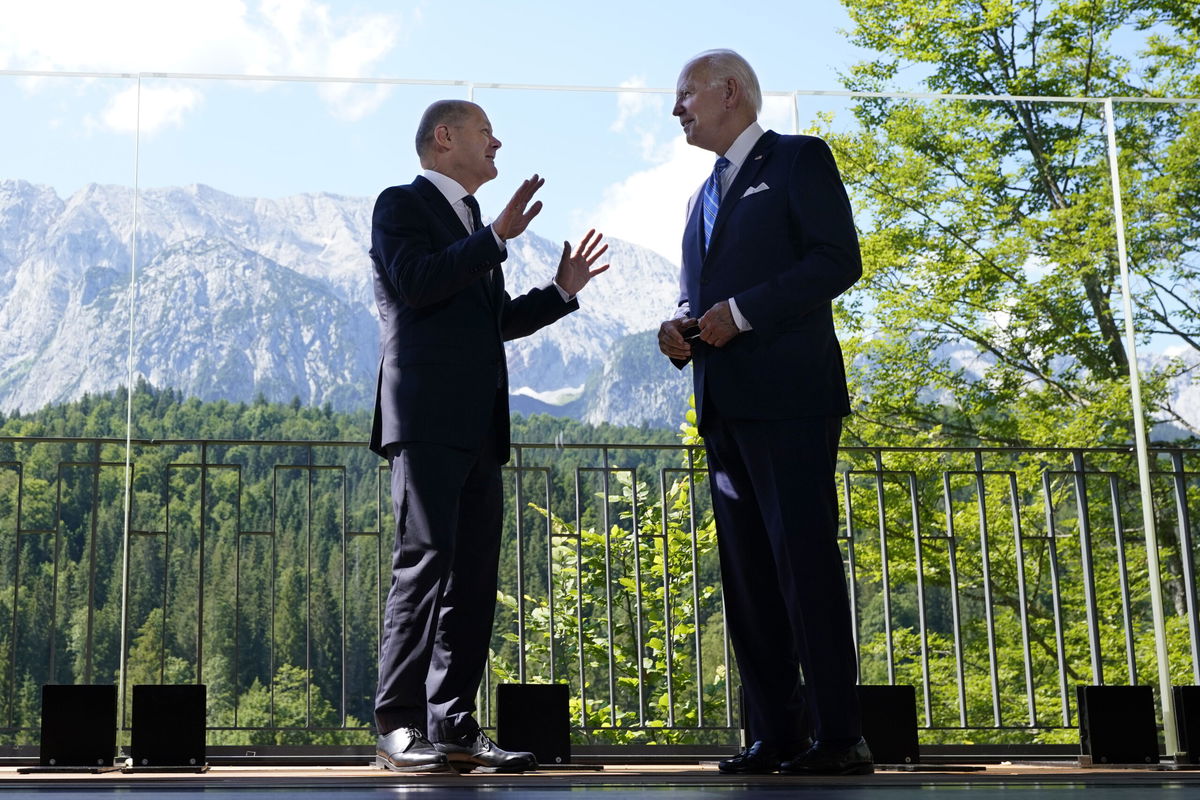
top-left (0, 178), bottom-right (690, 427)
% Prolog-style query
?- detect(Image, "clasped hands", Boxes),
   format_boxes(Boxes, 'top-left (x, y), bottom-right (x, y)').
top-left (657, 301), bottom-right (740, 360)
top-left (492, 173), bottom-right (610, 296)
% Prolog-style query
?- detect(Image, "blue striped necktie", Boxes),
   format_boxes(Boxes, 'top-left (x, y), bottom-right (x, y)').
top-left (702, 156), bottom-right (731, 251)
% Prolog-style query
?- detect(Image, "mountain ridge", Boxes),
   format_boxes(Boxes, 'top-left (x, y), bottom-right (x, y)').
top-left (0, 179), bottom-right (692, 426)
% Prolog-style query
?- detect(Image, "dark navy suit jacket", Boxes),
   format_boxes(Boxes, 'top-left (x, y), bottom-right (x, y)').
top-left (369, 175), bottom-right (576, 460)
top-left (675, 131), bottom-right (861, 424)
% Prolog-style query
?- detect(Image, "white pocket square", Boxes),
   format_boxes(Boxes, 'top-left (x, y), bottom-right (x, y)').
top-left (741, 182), bottom-right (769, 198)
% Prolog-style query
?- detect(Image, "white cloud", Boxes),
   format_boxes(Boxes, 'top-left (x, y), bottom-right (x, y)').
top-left (574, 135), bottom-right (712, 264)
top-left (0, 0), bottom-right (405, 127)
top-left (577, 87), bottom-right (804, 265)
top-left (95, 85), bottom-right (202, 134)
top-left (611, 77), bottom-right (664, 134)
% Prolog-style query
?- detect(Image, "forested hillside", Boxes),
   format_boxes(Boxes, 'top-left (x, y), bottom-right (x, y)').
top-left (0, 384), bottom-right (696, 745)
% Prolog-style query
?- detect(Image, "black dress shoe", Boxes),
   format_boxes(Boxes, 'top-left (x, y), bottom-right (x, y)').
top-left (780, 737), bottom-right (873, 775)
top-left (718, 739), bottom-right (811, 774)
top-left (434, 729), bottom-right (536, 773)
top-left (376, 726), bottom-right (452, 773)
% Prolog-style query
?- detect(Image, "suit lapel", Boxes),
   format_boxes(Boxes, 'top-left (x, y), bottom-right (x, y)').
top-left (705, 130), bottom-right (777, 260)
top-left (413, 175), bottom-right (471, 241)
top-left (413, 175), bottom-right (499, 312)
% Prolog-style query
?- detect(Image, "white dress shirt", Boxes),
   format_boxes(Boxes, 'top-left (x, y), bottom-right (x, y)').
top-left (422, 169), bottom-right (505, 247)
top-left (679, 121), bottom-right (765, 331)
top-left (421, 169), bottom-right (572, 302)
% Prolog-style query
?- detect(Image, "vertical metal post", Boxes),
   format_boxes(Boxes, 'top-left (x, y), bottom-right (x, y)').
top-left (84, 444), bottom-right (101, 684)
top-left (514, 447), bottom-right (526, 683)
top-left (117, 73), bottom-right (142, 741)
top-left (908, 473), bottom-right (932, 725)
top-left (942, 471), bottom-right (968, 727)
top-left (574, 466), bottom-right (586, 727)
top-left (974, 452), bottom-right (1002, 726)
top-left (1073, 451), bottom-right (1103, 683)
top-left (197, 443), bottom-right (208, 685)
top-left (1041, 472), bottom-right (1071, 726)
top-left (1103, 97), bottom-right (1176, 755)
top-left (1170, 451), bottom-right (1200, 682)
top-left (873, 452), bottom-right (895, 684)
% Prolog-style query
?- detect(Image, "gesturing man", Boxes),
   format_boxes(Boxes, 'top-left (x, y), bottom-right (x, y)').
top-left (657, 50), bottom-right (870, 775)
top-left (369, 99), bottom-right (608, 774)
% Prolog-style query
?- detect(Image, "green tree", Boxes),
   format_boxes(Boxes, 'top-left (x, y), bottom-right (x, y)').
top-left (816, 0), bottom-right (1200, 743)
top-left (831, 0), bottom-right (1198, 447)
top-left (491, 402), bottom-right (731, 744)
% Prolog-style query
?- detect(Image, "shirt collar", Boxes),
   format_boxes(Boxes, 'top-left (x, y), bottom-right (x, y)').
top-left (422, 169), bottom-right (470, 206)
top-left (721, 121), bottom-right (765, 170)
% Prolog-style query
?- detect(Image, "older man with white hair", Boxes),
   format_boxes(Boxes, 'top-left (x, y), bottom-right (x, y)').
top-left (658, 49), bottom-right (871, 776)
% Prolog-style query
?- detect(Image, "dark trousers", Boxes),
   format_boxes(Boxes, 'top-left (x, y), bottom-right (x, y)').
top-left (375, 426), bottom-right (502, 740)
top-left (702, 403), bottom-right (861, 749)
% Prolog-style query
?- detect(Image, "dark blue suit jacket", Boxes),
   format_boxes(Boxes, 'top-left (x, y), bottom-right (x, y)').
top-left (676, 131), bottom-right (861, 424)
top-left (369, 175), bottom-right (577, 459)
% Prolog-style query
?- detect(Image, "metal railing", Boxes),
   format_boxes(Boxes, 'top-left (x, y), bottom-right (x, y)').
top-left (2, 435), bottom-right (1199, 751)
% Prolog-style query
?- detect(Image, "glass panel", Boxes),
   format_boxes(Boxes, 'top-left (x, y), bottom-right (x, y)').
top-left (121, 77), bottom-right (455, 743)
top-left (9, 68), bottom-right (1195, 750)
top-left (1119, 99), bottom-right (1200, 702)
top-left (0, 74), bottom-right (138, 747)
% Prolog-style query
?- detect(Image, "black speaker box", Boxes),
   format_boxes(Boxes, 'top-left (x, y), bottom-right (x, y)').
top-left (496, 683), bottom-right (571, 765)
top-left (857, 684), bottom-right (920, 764)
top-left (1077, 685), bottom-right (1159, 764)
top-left (130, 684), bottom-right (207, 769)
top-left (1173, 686), bottom-right (1200, 763)
top-left (38, 684), bottom-right (117, 768)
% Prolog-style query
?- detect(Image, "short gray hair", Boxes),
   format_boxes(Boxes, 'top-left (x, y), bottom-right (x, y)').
top-left (686, 49), bottom-right (762, 114)
top-left (415, 99), bottom-right (478, 160)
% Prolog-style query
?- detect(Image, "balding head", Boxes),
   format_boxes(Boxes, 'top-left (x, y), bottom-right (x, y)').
top-left (415, 100), bottom-right (481, 167)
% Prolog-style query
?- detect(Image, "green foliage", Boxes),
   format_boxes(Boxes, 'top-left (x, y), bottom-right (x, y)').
top-left (828, 0), bottom-right (1200, 449)
top-left (0, 385), bottom-right (687, 747)
top-left (3, 3), bottom-right (1200, 753)
top-left (490, 397), bottom-right (734, 744)
top-left (815, 0), bottom-right (1200, 746)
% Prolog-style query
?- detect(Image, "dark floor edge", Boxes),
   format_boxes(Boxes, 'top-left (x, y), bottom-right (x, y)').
top-left (9, 771), bottom-right (1200, 789)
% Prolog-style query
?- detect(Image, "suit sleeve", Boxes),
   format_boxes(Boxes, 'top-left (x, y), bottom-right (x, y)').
top-left (371, 186), bottom-right (506, 308)
top-left (498, 284), bottom-right (578, 341)
top-left (666, 192), bottom-right (697, 370)
top-left (732, 137), bottom-right (861, 335)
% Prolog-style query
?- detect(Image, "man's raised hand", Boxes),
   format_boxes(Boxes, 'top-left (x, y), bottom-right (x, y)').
top-left (555, 229), bottom-right (610, 297)
top-left (492, 174), bottom-right (545, 241)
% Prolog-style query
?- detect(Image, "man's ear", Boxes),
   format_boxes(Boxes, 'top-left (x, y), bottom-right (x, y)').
top-left (724, 77), bottom-right (739, 108)
top-left (433, 123), bottom-right (453, 150)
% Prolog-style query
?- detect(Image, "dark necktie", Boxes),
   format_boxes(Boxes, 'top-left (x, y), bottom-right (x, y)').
top-left (462, 194), bottom-right (483, 233)
top-left (462, 193), bottom-right (498, 302)
top-left (702, 156), bottom-right (731, 251)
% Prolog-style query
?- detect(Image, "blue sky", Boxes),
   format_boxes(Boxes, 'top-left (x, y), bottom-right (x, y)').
top-left (0, 0), bottom-right (874, 262)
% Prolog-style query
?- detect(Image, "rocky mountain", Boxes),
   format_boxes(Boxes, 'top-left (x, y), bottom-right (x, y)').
top-left (0, 179), bottom-right (691, 427)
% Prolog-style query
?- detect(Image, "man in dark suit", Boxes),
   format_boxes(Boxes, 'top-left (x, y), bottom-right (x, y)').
top-left (370, 99), bottom-right (608, 774)
top-left (657, 50), bottom-right (870, 775)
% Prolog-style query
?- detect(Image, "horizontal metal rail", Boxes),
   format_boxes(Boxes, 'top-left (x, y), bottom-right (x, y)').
top-left (1, 436), bottom-right (1199, 750)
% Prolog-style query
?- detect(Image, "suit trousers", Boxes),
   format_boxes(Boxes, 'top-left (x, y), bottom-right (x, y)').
top-left (701, 401), bottom-right (861, 749)
top-left (375, 410), bottom-right (503, 740)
